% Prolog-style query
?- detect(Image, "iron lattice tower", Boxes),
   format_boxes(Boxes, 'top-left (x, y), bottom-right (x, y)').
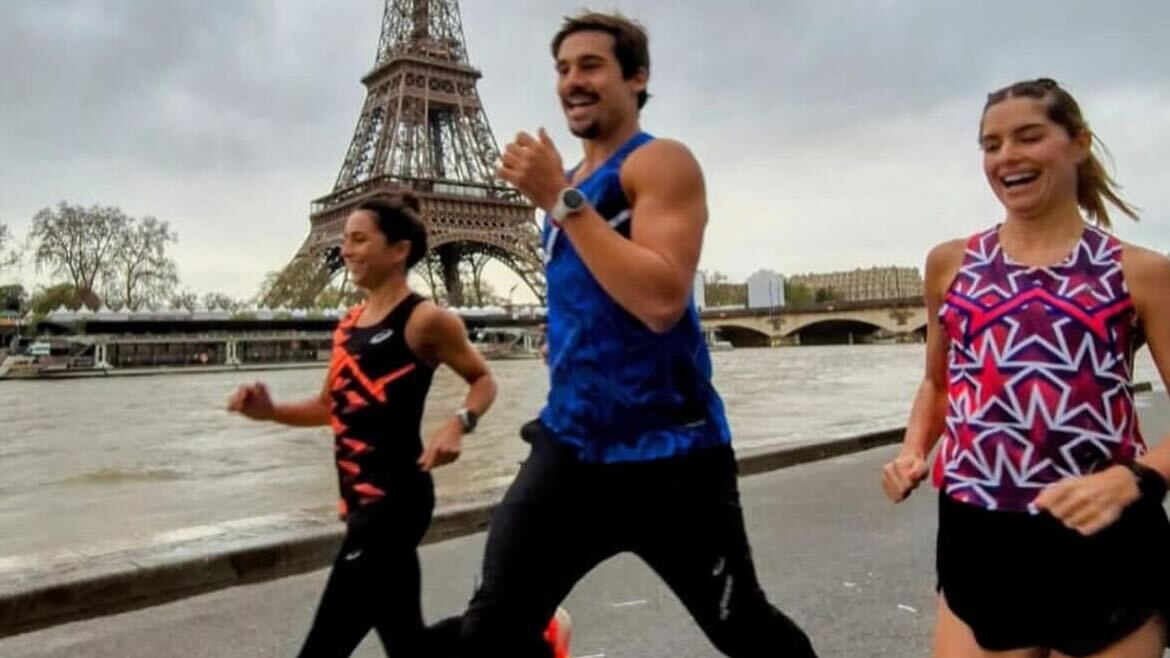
top-left (268, 0), bottom-right (544, 307)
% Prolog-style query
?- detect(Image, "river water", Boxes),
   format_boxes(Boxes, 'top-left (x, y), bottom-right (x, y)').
top-left (0, 345), bottom-right (1161, 558)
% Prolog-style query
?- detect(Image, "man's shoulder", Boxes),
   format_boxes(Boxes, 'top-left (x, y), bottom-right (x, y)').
top-left (628, 137), bottom-right (696, 165)
top-left (621, 137), bottom-right (703, 188)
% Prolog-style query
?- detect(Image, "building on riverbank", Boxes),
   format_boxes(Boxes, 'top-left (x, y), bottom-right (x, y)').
top-left (0, 305), bottom-right (547, 378)
top-left (788, 266), bottom-right (923, 302)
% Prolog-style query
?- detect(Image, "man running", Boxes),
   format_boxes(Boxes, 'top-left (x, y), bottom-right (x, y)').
top-left (432, 11), bottom-right (817, 658)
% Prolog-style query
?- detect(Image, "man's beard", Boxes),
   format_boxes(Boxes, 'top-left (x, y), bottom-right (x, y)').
top-left (570, 120), bottom-right (601, 139)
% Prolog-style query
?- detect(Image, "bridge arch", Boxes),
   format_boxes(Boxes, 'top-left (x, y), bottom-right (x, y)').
top-left (787, 318), bottom-right (886, 345)
top-left (779, 314), bottom-right (900, 337)
top-left (705, 323), bottom-right (772, 348)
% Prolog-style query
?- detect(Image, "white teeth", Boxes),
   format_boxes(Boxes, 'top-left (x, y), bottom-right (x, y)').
top-left (1002, 172), bottom-right (1039, 186)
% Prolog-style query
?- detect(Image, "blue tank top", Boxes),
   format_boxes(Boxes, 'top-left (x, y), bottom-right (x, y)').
top-left (538, 131), bottom-right (731, 463)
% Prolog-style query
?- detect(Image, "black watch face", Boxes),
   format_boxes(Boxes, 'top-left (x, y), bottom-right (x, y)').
top-left (564, 189), bottom-right (586, 209)
top-left (460, 410), bottom-right (478, 431)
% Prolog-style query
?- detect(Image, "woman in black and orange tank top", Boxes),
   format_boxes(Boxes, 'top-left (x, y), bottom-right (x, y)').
top-left (882, 79), bottom-right (1170, 657)
top-left (228, 195), bottom-right (496, 657)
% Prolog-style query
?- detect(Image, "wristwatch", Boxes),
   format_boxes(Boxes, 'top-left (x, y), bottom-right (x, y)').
top-left (1119, 458), bottom-right (1168, 501)
top-left (550, 187), bottom-right (587, 223)
top-left (455, 408), bottom-right (479, 434)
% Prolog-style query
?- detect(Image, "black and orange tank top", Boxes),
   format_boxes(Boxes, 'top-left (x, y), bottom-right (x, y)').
top-left (327, 293), bottom-right (434, 520)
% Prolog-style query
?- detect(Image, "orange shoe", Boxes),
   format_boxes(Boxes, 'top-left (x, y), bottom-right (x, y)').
top-left (543, 606), bottom-right (572, 658)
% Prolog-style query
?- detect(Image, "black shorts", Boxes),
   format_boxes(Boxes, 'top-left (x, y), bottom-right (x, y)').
top-left (936, 492), bottom-right (1170, 656)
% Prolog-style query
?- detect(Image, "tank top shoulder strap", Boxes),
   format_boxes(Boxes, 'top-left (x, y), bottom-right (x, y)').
top-left (612, 131), bottom-right (654, 163)
top-left (386, 293), bottom-right (435, 369)
top-left (333, 305), bottom-right (363, 350)
top-left (1082, 223), bottom-right (1124, 261)
top-left (966, 225), bottom-right (1001, 263)
top-left (339, 304), bottom-right (363, 329)
top-left (942, 227), bottom-right (1000, 301)
top-left (384, 292), bottom-right (426, 332)
top-left (569, 131), bottom-right (655, 183)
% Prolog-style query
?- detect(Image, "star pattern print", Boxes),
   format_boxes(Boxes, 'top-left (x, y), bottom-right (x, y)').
top-left (932, 224), bottom-right (1145, 512)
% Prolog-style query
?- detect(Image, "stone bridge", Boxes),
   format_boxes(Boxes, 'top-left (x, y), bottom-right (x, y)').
top-left (701, 297), bottom-right (928, 347)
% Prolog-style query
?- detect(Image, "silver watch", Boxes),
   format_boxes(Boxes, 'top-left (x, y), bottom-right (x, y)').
top-left (550, 187), bottom-right (587, 223)
top-left (455, 408), bottom-right (478, 434)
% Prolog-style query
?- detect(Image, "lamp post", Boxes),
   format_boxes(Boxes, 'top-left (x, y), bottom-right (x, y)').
top-left (507, 283), bottom-right (519, 316)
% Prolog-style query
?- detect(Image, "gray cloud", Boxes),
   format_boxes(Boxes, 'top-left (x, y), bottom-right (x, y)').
top-left (1, 0), bottom-right (1167, 298)
top-left (1, 1), bottom-right (373, 171)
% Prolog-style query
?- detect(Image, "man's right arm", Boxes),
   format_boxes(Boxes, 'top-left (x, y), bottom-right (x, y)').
top-left (557, 139), bottom-right (707, 333)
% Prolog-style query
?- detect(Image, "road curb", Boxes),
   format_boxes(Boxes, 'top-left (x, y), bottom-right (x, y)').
top-left (1, 428), bottom-right (904, 638)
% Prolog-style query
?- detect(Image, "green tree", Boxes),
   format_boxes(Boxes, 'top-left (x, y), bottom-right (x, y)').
top-left (29, 283), bottom-right (81, 315)
top-left (705, 282), bottom-right (747, 307)
top-left (784, 281), bottom-right (814, 306)
top-left (0, 284), bottom-right (26, 314)
top-left (814, 287), bottom-right (840, 303)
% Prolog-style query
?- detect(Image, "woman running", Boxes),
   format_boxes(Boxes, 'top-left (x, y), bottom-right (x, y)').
top-left (883, 78), bottom-right (1170, 657)
top-left (229, 194), bottom-right (496, 657)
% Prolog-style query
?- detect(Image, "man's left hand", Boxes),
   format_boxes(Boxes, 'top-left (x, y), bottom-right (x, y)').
top-left (498, 128), bottom-right (566, 211)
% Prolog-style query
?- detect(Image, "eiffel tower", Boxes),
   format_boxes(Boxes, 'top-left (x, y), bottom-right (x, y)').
top-left (266, 0), bottom-right (544, 308)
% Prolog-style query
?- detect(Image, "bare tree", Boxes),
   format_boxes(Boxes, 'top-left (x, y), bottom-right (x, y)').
top-left (317, 282), bottom-right (365, 310)
top-left (202, 292), bottom-right (243, 312)
top-left (0, 222), bottom-right (20, 271)
top-left (464, 251), bottom-right (494, 306)
top-left (417, 252), bottom-right (446, 303)
top-left (169, 289), bottom-right (199, 311)
top-left (107, 217), bottom-right (180, 310)
top-left (469, 276), bottom-right (505, 306)
top-left (414, 251), bottom-right (501, 306)
top-left (29, 203), bottom-right (128, 308)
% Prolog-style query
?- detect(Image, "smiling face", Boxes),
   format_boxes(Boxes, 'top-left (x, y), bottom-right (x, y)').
top-left (979, 96), bottom-right (1089, 220)
top-left (340, 210), bottom-right (409, 290)
top-left (555, 30), bottom-right (647, 140)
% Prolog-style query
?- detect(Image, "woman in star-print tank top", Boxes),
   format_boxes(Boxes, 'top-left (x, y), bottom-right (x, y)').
top-left (882, 79), bottom-right (1170, 657)
top-left (228, 195), bottom-right (497, 657)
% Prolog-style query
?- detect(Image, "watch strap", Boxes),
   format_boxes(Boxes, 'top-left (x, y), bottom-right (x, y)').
top-left (1121, 458), bottom-right (1167, 501)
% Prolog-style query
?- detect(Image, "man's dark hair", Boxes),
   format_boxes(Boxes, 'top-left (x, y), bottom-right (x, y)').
top-left (551, 11), bottom-right (651, 109)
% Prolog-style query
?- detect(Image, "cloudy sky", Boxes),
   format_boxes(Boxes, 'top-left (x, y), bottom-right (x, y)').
top-left (1, 0), bottom-right (1167, 302)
